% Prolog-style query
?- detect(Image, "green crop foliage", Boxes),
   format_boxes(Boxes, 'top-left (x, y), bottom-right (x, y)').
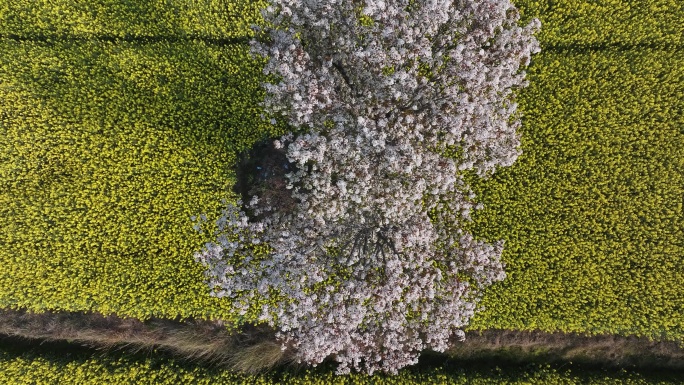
top-left (513, 0), bottom-right (684, 47)
top-left (0, 0), bottom-right (268, 40)
top-left (0, 346), bottom-right (681, 385)
top-left (465, 47), bottom-right (684, 339)
top-left (0, 37), bottom-right (286, 321)
top-left (1, 0), bottom-right (684, 352)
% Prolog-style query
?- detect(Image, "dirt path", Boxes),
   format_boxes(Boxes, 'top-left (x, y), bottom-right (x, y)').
top-left (1, 308), bottom-right (683, 372)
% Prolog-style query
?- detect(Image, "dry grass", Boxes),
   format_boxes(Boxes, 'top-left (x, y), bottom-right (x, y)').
top-left (448, 329), bottom-right (684, 370)
top-left (2, 309), bottom-right (684, 372)
top-left (0, 309), bottom-right (293, 374)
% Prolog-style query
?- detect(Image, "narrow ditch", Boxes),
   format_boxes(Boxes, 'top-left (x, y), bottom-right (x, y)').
top-left (1, 308), bottom-right (683, 375)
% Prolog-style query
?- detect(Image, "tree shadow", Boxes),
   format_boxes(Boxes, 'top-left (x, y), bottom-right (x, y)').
top-left (232, 138), bottom-right (298, 220)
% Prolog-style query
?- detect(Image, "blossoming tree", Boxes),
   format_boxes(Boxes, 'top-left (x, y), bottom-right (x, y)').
top-left (194, 0), bottom-right (541, 375)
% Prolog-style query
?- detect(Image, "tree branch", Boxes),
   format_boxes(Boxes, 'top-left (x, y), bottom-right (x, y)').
top-left (332, 61), bottom-right (363, 98)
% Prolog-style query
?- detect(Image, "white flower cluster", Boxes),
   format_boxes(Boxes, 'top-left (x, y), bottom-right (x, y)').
top-left (194, 0), bottom-right (540, 375)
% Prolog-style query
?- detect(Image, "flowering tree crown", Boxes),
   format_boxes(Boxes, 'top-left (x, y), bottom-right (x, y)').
top-left (194, 0), bottom-right (540, 375)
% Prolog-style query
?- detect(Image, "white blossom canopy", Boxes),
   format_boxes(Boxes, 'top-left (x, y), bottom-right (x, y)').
top-left (194, 0), bottom-right (540, 375)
